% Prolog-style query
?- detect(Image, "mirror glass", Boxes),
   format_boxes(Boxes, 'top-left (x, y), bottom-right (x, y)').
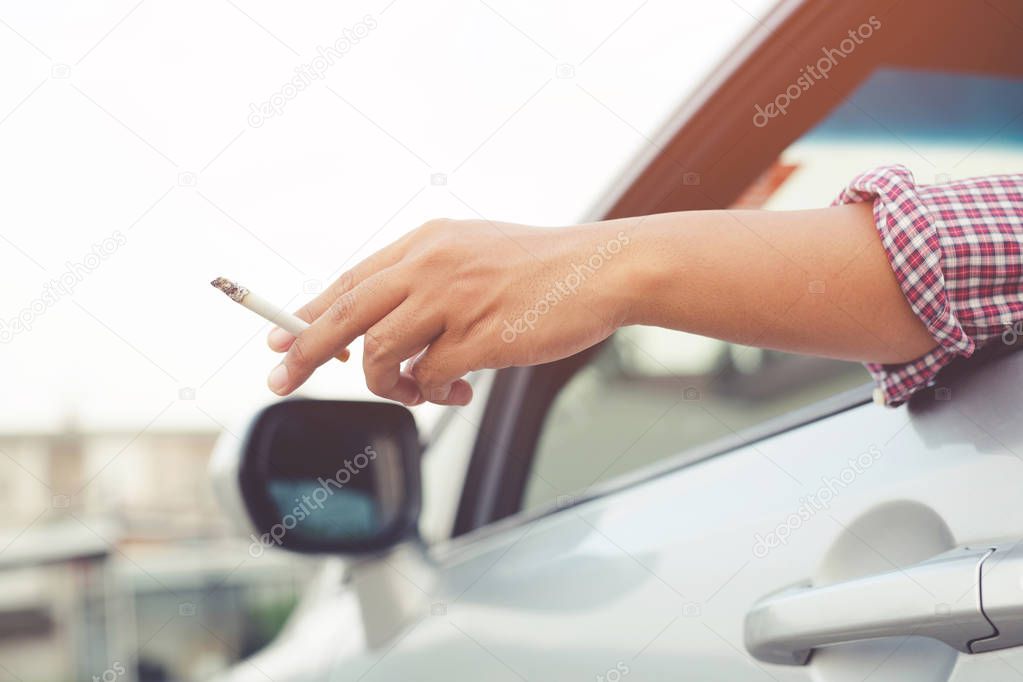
top-left (243, 400), bottom-right (419, 553)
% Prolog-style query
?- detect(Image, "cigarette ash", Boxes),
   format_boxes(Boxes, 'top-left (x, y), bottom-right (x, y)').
top-left (211, 277), bottom-right (249, 303)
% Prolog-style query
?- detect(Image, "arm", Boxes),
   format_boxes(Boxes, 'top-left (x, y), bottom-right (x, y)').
top-left (613, 202), bottom-right (934, 363)
top-left (264, 201), bottom-right (933, 406)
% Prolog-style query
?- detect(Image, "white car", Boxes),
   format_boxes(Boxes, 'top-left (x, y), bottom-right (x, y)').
top-left (213, 0), bottom-right (1023, 679)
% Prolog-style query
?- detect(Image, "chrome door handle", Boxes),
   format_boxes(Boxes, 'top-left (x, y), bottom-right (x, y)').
top-left (972, 542), bottom-right (1023, 653)
top-left (745, 546), bottom-right (997, 664)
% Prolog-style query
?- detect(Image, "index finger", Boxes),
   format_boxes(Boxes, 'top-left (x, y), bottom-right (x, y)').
top-left (267, 242), bottom-right (405, 351)
top-left (270, 270), bottom-right (407, 395)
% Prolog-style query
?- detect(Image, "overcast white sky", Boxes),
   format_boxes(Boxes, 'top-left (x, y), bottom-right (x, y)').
top-left (0, 0), bottom-right (775, 431)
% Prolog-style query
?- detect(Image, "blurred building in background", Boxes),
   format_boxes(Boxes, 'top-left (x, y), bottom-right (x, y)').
top-left (0, 426), bottom-right (310, 682)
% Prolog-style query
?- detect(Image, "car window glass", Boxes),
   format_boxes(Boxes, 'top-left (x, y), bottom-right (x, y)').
top-left (521, 67), bottom-right (1023, 512)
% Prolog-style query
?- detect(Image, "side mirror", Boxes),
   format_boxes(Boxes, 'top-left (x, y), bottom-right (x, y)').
top-left (216, 399), bottom-right (421, 554)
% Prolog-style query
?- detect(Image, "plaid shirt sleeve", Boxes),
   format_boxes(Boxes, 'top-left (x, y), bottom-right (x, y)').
top-left (833, 165), bottom-right (1023, 406)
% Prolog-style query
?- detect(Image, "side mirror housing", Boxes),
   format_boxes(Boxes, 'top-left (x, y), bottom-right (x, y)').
top-left (214, 399), bottom-right (421, 554)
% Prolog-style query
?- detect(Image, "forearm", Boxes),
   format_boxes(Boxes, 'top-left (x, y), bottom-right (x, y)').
top-left (604, 202), bottom-right (936, 364)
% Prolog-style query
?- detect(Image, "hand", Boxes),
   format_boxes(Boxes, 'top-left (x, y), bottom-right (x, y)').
top-left (266, 218), bottom-right (634, 406)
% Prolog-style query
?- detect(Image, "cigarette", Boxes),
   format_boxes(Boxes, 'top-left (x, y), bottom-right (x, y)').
top-left (211, 277), bottom-right (350, 362)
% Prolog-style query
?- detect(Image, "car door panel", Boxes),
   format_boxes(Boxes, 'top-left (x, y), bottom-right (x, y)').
top-left (330, 350), bottom-right (1023, 681)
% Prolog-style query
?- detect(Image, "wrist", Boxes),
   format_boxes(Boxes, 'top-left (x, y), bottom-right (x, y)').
top-left (598, 216), bottom-right (670, 328)
top-left (583, 219), bottom-right (658, 329)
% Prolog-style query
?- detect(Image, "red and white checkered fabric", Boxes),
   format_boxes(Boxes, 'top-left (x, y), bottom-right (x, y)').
top-left (833, 165), bottom-right (1023, 406)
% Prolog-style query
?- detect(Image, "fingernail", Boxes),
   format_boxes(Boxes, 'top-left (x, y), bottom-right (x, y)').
top-left (268, 364), bottom-right (289, 394)
top-left (405, 388), bottom-right (423, 406)
top-left (268, 327), bottom-right (294, 349)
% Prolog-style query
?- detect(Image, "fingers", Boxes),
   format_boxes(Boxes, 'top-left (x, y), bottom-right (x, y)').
top-left (425, 378), bottom-right (473, 406)
top-left (270, 270), bottom-right (406, 395)
top-left (362, 302), bottom-right (444, 405)
top-left (408, 335), bottom-right (476, 405)
top-left (267, 326), bottom-right (297, 352)
top-left (268, 325), bottom-right (350, 362)
top-left (267, 243), bottom-right (404, 351)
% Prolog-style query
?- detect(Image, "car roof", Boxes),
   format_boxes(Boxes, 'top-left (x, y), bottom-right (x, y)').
top-left (593, 0), bottom-right (1023, 222)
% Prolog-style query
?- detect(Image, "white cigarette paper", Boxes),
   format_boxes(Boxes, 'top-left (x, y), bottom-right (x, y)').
top-left (211, 277), bottom-right (349, 361)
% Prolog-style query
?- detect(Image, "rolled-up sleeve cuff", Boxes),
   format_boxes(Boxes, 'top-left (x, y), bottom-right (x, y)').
top-left (833, 165), bottom-right (975, 406)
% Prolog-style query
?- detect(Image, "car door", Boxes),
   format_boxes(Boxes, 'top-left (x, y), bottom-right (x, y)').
top-left (341, 348), bottom-right (1023, 681)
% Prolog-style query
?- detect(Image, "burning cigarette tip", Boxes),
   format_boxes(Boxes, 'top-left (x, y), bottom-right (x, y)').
top-left (211, 277), bottom-right (249, 303)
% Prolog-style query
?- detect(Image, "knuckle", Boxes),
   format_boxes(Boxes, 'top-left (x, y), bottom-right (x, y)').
top-left (362, 332), bottom-right (386, 362)
top-left (410, 360), bottom-right (440, 388)
top-left (418, 218), bottom-right (452, 237)
top-left (288, 336), bottom-right (310, 368)
top-left (447, 273), bottom-right (476, 300)
top-left (462, 342), bottom-right (494, 372)
top-left (410, 239), bottom-right (455, 272)
top-left (328, 292), bottom-right (356, 324)
top-left (333, 270), bottom-right (355, 297)
top-left (364, 373), bottom-right (391, 397)
top-left (460, 316), bottom-right (489, 343)
top-left (419, 247), bottom-right (448, 269)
